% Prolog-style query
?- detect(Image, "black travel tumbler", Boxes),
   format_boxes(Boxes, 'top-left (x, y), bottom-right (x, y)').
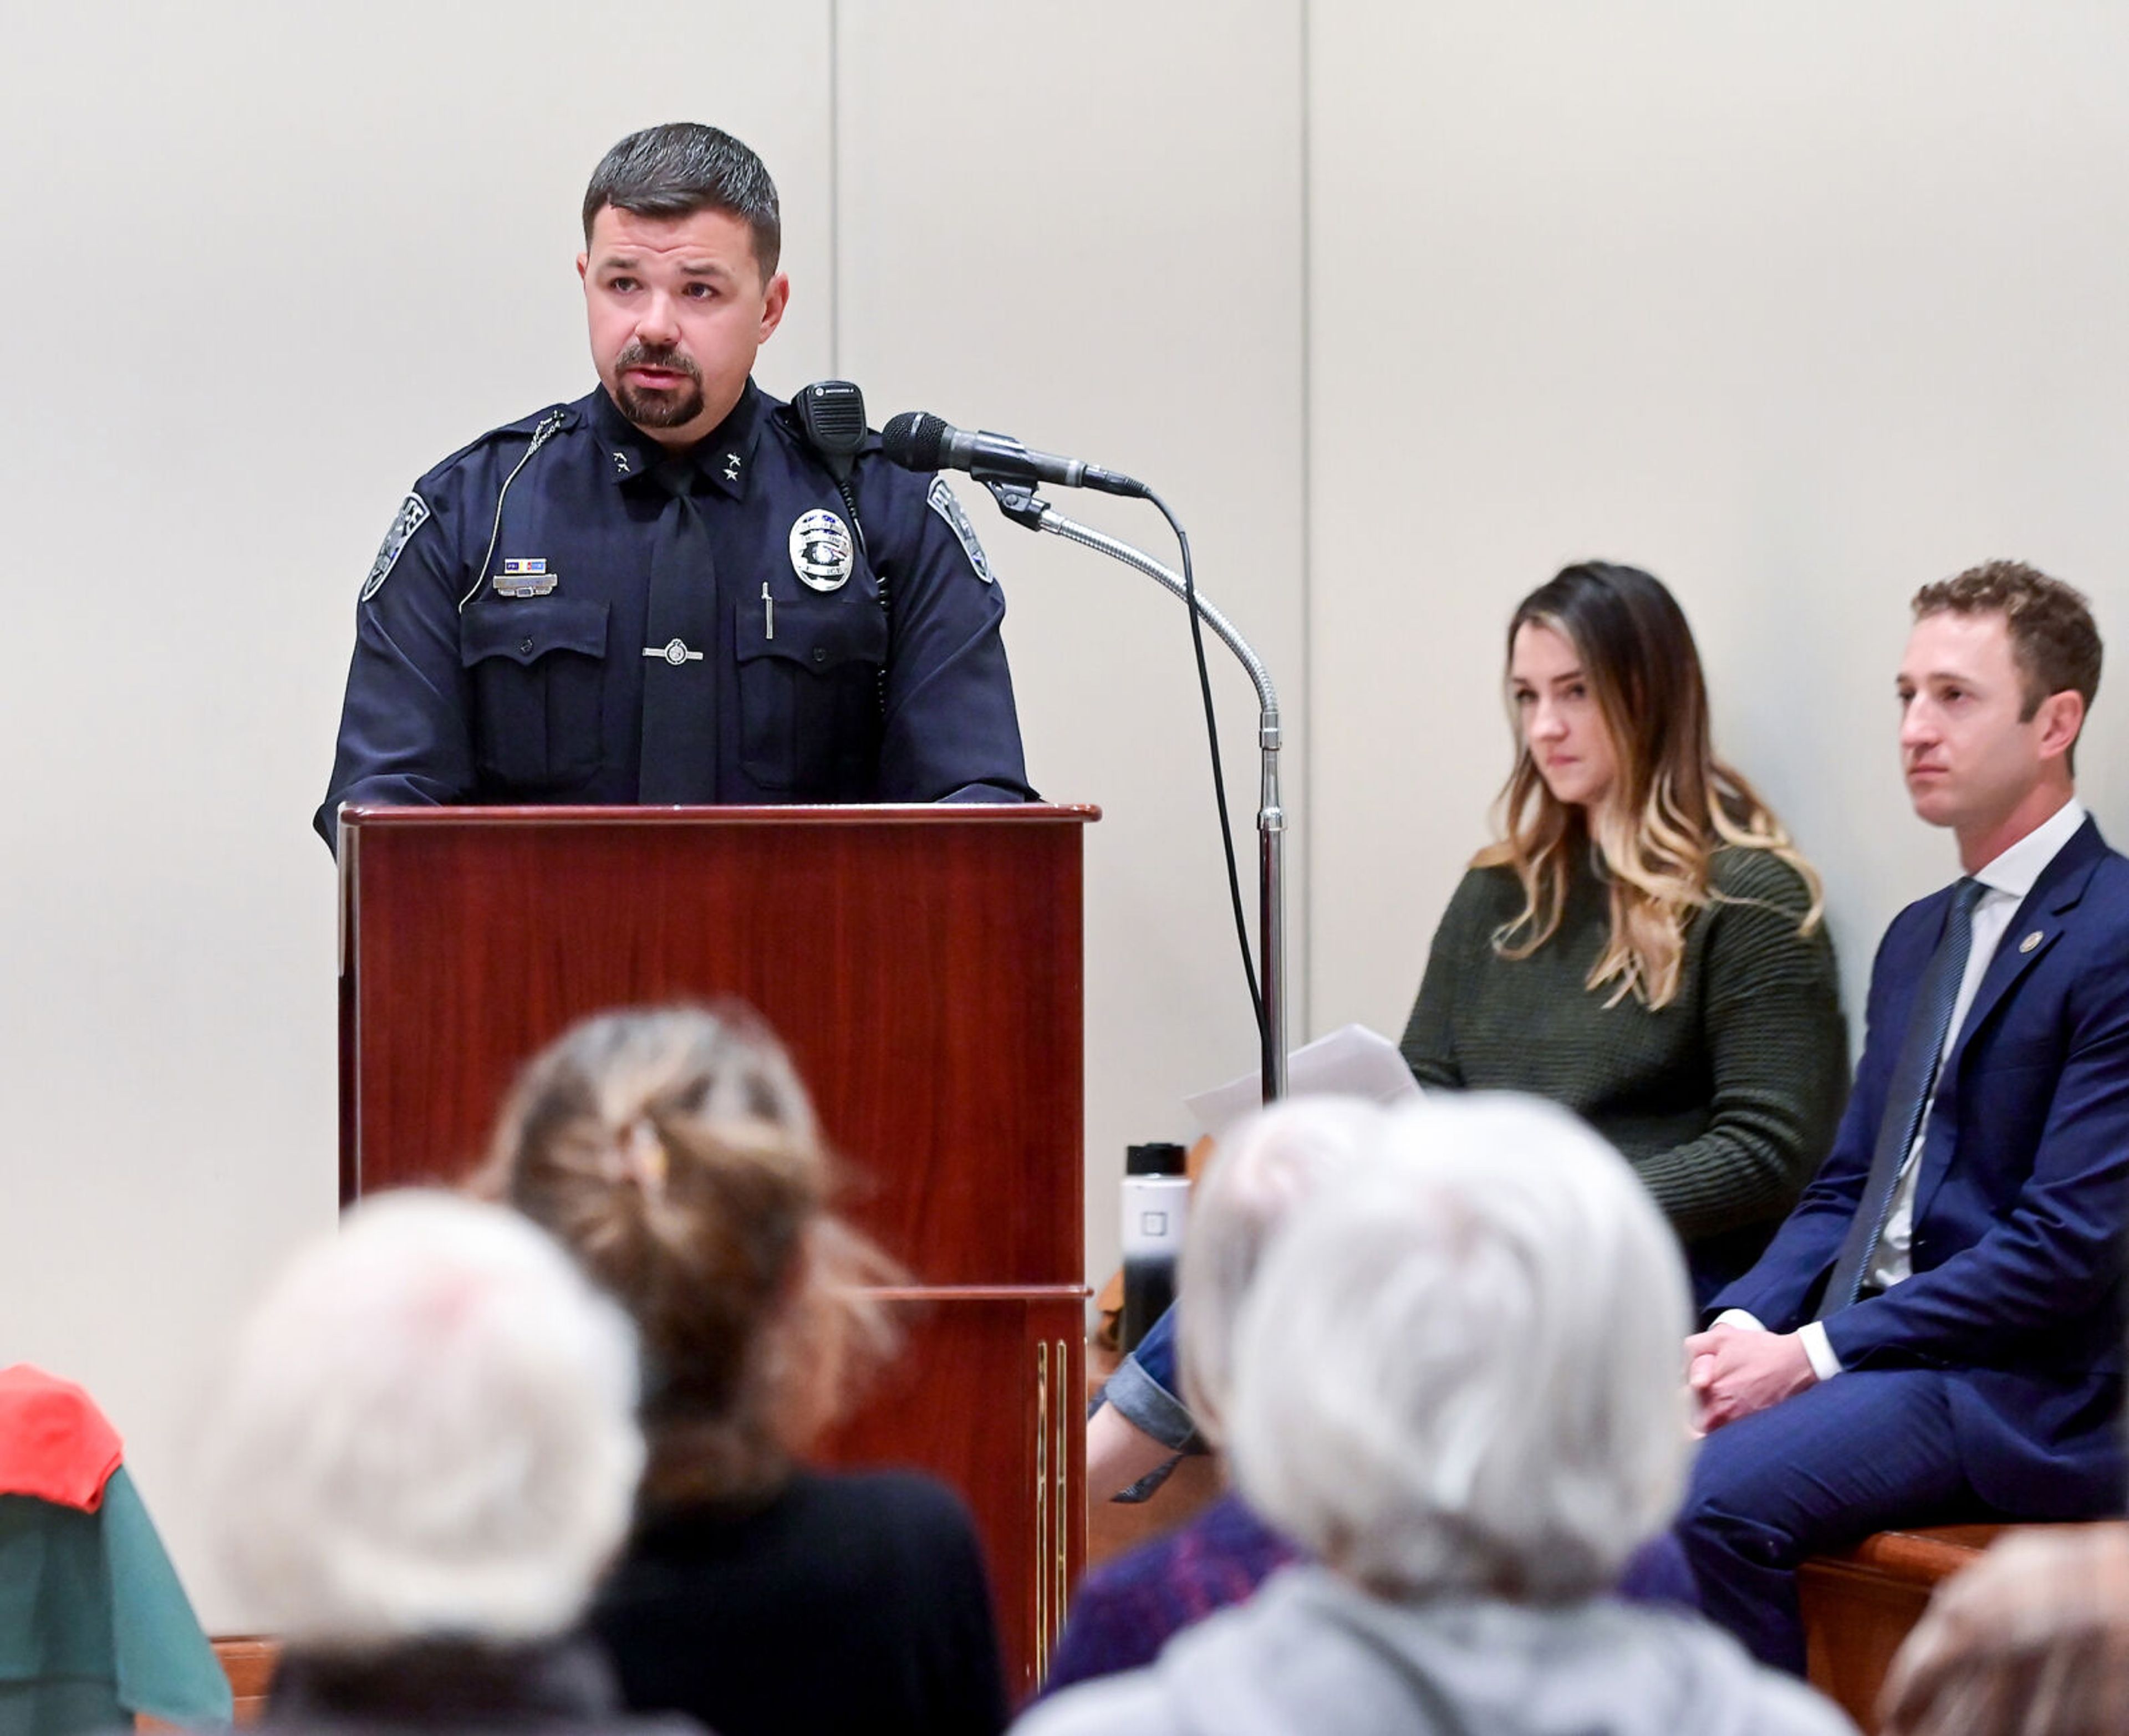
top-left (1119, 1141), bottom-right (1190, 1354)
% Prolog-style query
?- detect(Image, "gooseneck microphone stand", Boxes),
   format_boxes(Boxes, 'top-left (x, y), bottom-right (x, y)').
top-left (984, 482), bottom-right (1287, 1104)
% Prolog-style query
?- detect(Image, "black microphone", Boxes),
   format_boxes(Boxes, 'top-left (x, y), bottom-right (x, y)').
top-left (880, 411), bottom-right (1147, 498)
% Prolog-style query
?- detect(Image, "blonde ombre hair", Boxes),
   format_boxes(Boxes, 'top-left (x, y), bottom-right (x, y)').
top-left (1476, 562), bottom-right (1822, 1010)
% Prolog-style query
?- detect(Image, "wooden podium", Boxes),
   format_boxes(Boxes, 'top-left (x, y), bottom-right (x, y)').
top-left (338, 803), bottom-right (1096, 1693)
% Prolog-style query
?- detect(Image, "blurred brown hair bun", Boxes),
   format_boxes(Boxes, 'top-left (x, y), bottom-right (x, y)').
top-left (478, 1002), bottom-right (901, 1508)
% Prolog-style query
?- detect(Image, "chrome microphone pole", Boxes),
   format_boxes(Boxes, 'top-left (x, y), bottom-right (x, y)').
top-left (985, 483), bottom-right (1287, 1103)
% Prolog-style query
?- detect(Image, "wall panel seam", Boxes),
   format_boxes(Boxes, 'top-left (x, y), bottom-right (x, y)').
top-left (829, 0), bottom-right (842, 375)
top-left (1298, 0), bottom-right (1315, 1040)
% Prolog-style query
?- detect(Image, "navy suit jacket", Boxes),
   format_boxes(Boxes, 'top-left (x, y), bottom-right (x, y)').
top-left (1711, 815), bottom-right (2129, 1514)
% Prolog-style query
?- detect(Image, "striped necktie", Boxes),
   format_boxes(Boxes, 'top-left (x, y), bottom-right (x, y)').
top-left (1817, 877), bottom-right (1986, 1316)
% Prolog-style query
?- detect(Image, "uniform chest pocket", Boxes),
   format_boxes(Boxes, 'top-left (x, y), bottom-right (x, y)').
top-left (460, 599), bottom-right (609, 792)
top-left (735, 593), bottom-right (888, 794)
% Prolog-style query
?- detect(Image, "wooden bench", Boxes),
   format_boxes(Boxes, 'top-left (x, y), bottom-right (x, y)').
top-left (1799, 1525), bottom-right (2003, 1732)
top-left (211, 1637), bottom-right (278, 1725)
top-left (136, 1636), bottom-right (278, 1729)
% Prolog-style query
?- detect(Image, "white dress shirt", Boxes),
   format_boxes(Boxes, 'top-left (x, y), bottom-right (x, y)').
top-left (1720, 796), bottom-right (2087, 1380)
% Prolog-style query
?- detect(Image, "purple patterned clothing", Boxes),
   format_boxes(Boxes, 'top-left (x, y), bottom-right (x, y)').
top-left (1042, 1492), bottom-right (1297, 1695)
top-left (1041, 1499), bottom-right (1700, 1699)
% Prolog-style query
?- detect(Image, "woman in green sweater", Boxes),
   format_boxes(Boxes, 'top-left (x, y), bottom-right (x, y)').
top-left (1091, 561), bottom-right (1846, 1492)
top-left (1399, 560), bottom-right (1848, 1304)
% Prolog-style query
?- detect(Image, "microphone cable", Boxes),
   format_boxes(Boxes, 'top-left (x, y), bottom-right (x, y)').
top-left (1143, 488), bottom-right (1265, 1042)
top-left (875, 406), bottom-right (1266, 1040)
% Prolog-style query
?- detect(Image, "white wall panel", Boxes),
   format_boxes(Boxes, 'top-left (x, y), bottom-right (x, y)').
top-left (16, 0), bottom-right (2128, 1642)
top-left (837, 1), bottom-right (1307, 1289)
top-left (1307, 2), bottom-right (2129, 1058)
top-left (0, 0), bottom-right (832, 1628)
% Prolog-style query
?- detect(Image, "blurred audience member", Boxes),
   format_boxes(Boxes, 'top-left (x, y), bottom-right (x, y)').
top-left (196, 1191), bottom-right (696, 1735)
top-left (1881, 1524), bottom-right (2129, 1736)
top-left (1020, 1095), bottom-right (1856, 1736)
top-left (1046, 1098), bottom-right (1388, 1691)
top-left (482, 1003), bottom-right (1008, 1736)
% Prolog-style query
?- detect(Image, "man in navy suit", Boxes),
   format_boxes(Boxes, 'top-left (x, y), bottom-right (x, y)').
top-left (1674, 560), bottom-right (2128, 1673)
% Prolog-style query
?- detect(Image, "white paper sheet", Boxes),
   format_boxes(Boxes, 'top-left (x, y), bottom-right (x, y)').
top-left (1183, 1023), bottom-right (1422, 1140)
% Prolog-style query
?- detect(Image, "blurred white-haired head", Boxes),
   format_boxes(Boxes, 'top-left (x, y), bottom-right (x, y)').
top-left (1176, 1095), bottom-right (1390, 1442)
top-left (197, 1189), bottom-right (644, 1650)
top-left (1226, 1092), bottom-right (1691, 1602)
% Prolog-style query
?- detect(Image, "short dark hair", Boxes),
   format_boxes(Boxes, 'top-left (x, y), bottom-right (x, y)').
top-left (1912, 559), bottom-right (2102, 721)
top-left (582, 123), bottom-right (781, 280)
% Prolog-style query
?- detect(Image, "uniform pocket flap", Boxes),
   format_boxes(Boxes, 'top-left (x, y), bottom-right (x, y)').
top-left (735, 593), bottom-right (887, 673)
top-left (461, 599), bottom-right (610, 668)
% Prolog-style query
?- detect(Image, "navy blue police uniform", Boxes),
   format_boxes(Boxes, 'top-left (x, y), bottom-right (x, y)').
top-left (315, 379), bottom-right (1032, 846)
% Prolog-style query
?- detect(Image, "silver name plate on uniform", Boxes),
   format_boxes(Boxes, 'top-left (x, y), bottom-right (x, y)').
top-left (492, 557), bottom-right (558, 598)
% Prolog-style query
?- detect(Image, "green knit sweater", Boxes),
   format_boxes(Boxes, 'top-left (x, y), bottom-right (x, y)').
top-left (1399, 846), bottom-right (1848, 1247)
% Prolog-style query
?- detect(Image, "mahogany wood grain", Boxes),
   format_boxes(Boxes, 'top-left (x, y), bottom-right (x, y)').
top-left (339, 805), bottom-right (1094, 1701)
top-left (1799, 1524), bottom-right (2005, 1733)
top-left (213, 1637), bottom-right (277, 1725)
top-left (817, 1294), bottom-right (1087, 1702)
top-left (340, 805), bottom-right (1094, 1285)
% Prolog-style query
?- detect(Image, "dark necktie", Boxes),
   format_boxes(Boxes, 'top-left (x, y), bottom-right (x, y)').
top-left (1817, 877), bottom-right (1987, 1316)
top-left (638, 459), bottom-right (718, 803)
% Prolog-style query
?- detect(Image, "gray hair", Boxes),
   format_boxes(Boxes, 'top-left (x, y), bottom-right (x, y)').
top-left (1225, 1094), bottom-right (1692, 1602)
top-left (582, 122), bottom-right (782, 277)
top-left (197, 1191), bottom-right (644, 1647)
top-left (1175, 1096), bottom-right (1391, 1442)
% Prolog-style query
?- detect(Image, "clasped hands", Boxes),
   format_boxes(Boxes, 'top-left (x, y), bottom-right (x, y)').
top-left (1685, 1321), bottom-right (1818, 1433)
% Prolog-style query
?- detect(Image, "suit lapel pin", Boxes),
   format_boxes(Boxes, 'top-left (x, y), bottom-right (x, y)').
top-left (2019, 930), bottom-right (2043, 953)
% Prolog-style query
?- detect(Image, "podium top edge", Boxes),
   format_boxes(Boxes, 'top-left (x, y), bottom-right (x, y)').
top-left (339, 801), bottom-right (1102, 830)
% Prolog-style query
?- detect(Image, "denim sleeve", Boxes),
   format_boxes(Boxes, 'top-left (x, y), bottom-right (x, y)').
top-left (1101, 1304), bottom-right (1201, 1452)
top-left (1134, 1302), bottom-right (1180, 1390)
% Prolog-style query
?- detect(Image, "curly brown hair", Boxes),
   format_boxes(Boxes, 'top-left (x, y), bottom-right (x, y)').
top-left (475, 1003), bottom-right (901, 1510)
top-left (1912, 560), bottom-right (2101, 770)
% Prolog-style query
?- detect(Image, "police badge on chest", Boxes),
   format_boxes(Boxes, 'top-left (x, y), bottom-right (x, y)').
top-left (788, 510), bottom-right (854, 592)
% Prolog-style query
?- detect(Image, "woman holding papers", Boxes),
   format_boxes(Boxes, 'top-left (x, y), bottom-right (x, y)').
top-left (1398, 559), bottom-right (1846, 1301)
top-left (1092, 560), bottom-right (1846, 1497)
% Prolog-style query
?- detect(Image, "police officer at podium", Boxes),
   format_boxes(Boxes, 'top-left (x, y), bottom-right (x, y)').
top-left (315, 122), bottom-right (1032, 849)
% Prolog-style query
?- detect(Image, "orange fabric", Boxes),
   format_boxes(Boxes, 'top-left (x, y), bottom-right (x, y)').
top-left (0, 1364), bottom-right (123, 1511)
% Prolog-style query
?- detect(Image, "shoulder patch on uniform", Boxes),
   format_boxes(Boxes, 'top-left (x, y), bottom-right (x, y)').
top-left (361, 493), bottom-right (431, 600)
top-left (926, 476), bottom-right (994, 584)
